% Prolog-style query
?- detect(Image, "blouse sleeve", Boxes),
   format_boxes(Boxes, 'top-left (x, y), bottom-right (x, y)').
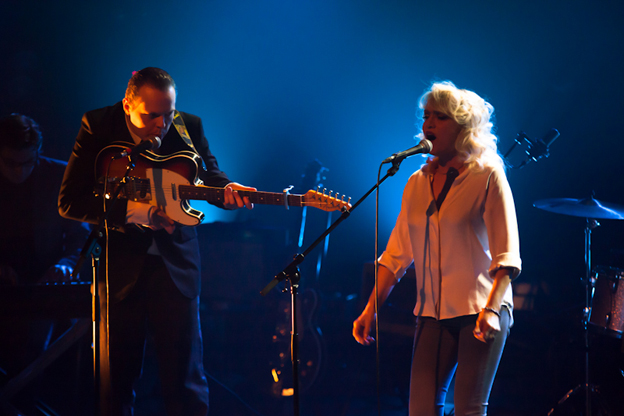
top-left (483, 166), bottom-right (522, 279)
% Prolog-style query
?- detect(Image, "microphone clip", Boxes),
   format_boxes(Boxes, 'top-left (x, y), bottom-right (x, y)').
top-left (502, 129), bottom-right (560, 169)
top-left (111, 136), bottom-right (162, 160)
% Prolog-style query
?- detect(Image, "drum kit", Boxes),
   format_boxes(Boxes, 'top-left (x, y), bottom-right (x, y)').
top-left (533, 196), bottom-right (624, 416)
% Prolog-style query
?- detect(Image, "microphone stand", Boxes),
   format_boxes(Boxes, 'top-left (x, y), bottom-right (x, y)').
top-left (260, 158), bottom-right (404, 416)
top-left (71, 156), bottom-right (137, 416)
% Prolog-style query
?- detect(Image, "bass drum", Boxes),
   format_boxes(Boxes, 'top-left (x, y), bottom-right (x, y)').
top-left (589, 265), bottom-right (624, 338)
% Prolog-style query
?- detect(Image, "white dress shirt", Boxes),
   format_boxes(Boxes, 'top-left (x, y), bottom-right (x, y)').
top-left (379, 159), bottom-right (521, 320)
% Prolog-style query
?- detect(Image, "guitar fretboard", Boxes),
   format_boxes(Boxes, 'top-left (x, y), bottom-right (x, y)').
top-left (179, 185), bottom-right (304, 207)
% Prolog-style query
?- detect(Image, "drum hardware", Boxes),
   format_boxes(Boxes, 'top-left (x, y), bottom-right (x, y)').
top-left (588, 266), bottom-right (624, 338)
top-left (535, 196), bottom-right (624, 416)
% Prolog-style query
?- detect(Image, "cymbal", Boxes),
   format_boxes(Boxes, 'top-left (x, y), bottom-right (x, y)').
top-left (533, 197), bottom-right (624, 220)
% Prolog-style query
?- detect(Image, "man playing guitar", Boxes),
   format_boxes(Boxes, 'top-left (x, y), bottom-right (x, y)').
top-left (58, 67), bottom-right (255, 416)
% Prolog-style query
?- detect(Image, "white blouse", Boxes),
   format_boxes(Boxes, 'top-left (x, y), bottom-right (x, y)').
top-left (378, 161), bottom-right (521, 320)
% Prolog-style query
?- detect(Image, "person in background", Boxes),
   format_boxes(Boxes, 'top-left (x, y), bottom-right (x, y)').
top-left (352, 81), bottom-right (521, 416)
top-left (0, 114), bottom-right (89, 285)
top-left (0, 113), bottom-right (90, 413)
top-left (58, 67), bottom-right (255, 416)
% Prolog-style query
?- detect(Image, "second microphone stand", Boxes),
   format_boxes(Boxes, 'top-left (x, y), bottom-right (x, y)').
top-left (71, 156), bottom-right (137, 416)
top-left (260, 159), bottom-right (404, 416)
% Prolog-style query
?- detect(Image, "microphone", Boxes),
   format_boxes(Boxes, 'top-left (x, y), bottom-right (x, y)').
top-left (113, 136), bottom-right (162, 159)
top-left (525, 128), bottom-right (560, 162)
top-left (383, 139), bottom-right (433, 164)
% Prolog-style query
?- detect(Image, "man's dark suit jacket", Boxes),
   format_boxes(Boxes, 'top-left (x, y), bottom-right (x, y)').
top-left (59, 102), bottom-right (231, 301)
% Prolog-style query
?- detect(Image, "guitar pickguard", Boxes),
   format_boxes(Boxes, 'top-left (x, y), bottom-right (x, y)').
top-left (145, 168), bottom-right (204, 226)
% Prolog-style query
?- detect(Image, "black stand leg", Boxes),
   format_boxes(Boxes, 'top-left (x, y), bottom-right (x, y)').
top-left (90, 244), bottom-right (101, 415)
top-left (289, 275), bottom-right (300, 416)
top-left (72, 230), bottom-right (104, 416)
top-left (548, 219), bottom-right (612, 416)
top-left (261, 161), bottom-right (403, 415)
top-left (70, 157), bottom-right (135, 416)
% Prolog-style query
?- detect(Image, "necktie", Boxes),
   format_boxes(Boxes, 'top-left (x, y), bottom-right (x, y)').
top-left (435, 167), bottom-right (459, 210)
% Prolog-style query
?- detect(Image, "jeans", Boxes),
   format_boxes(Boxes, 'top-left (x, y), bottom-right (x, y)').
top-left (408, 310), bottom-right (510, 416)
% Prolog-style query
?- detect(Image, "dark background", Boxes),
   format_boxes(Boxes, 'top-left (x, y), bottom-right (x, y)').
top-left (2, 1), bottom-right (623, 415)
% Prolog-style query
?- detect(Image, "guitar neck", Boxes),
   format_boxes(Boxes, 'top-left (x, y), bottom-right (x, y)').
top-left (179, 185), bottom-right (303, 208)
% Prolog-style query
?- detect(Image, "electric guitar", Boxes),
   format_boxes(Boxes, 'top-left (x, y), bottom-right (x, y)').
top-left (95, 143), bottom-right (351, 226)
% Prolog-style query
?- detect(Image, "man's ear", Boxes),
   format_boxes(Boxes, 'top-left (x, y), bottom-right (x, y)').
top-left (122, 98), bottom-right (131, 115)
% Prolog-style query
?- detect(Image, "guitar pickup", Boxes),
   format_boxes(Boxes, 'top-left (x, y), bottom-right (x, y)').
top-left (95, 176), bottom-right (152, 202)
top-left (126, 177), bottom-right (152, 201)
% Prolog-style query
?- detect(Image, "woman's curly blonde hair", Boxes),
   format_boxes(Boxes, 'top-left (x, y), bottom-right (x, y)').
top-left (417, 81), bottom-right (504, 171)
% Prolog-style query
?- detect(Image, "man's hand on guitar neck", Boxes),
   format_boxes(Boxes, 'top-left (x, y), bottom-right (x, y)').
top-left (224, 182), bottom-right (256, 210)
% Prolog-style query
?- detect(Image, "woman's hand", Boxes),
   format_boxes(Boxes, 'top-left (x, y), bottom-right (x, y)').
top-left (473, 308), bottom-right (501, 343)
top-left (474, 267), bottom-right (513, 343)
top-left (353, 309), bottom-right (377, 346)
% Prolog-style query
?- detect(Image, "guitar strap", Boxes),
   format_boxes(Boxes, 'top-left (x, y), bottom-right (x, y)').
top-left (172, 110), bottom-right (207, 171)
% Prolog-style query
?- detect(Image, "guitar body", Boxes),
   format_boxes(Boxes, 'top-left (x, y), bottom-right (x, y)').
top-left (96, 143), bottom-right (206, 226)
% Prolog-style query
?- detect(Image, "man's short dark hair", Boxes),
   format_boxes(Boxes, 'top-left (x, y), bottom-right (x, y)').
top-left (0, 113), bottom-right (43, 151)
top-left (125, 67), bottom-right (176, 105)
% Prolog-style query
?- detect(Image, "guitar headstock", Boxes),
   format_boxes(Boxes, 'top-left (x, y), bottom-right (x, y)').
top-left (302, 188), bottom-right (352, 212)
